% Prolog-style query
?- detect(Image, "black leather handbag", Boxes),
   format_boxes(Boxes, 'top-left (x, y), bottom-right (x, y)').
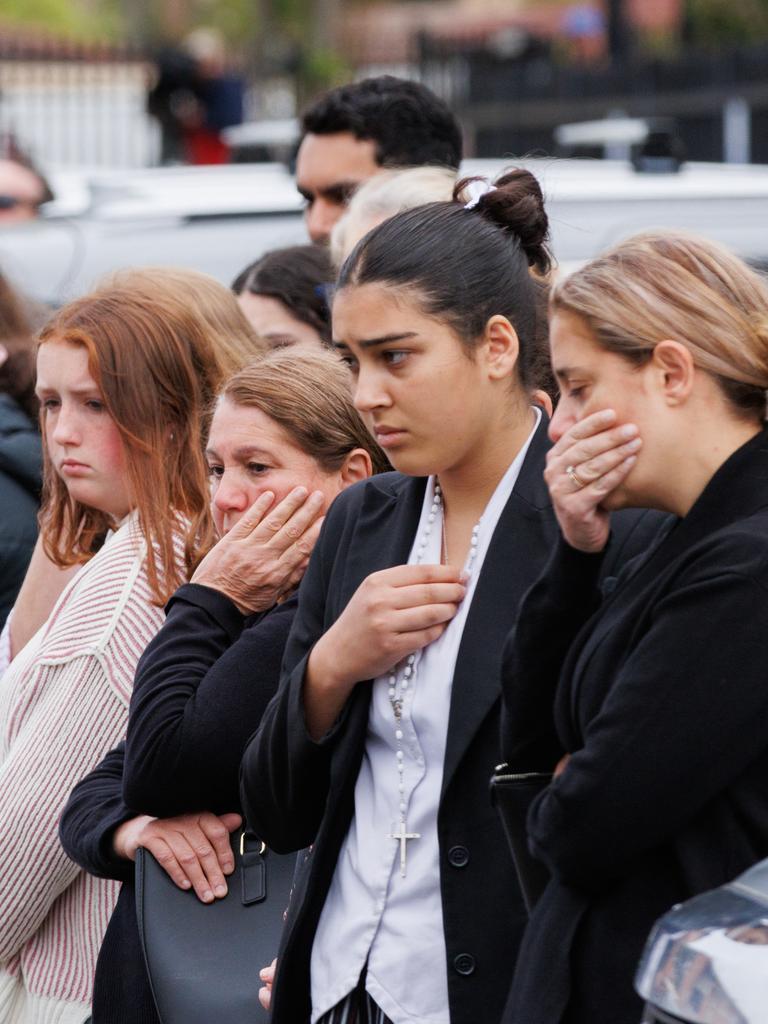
top-left (136, 830), bottom-right (296, 1023)
top-left (490, 765), bottom-right (553, 914)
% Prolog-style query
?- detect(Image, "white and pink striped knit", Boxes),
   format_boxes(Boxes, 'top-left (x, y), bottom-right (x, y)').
top-left (0, 514), bottom-right (173, 1024)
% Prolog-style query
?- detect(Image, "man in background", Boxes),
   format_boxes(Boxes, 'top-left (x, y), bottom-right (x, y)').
top-left (296, 75), bottom-right (462, 244)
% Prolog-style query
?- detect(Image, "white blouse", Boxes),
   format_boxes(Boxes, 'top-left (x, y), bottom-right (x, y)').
top-left (311, 410), bottom-right (540, 1024)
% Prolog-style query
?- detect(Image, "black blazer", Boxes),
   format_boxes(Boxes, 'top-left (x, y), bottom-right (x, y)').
top-left (500, 427), bottom-right (768, 1024)
top-left (241, 416), bottom-right (662, 1024)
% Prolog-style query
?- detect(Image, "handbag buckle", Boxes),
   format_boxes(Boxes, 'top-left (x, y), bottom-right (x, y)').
top-left (240, 831), bottom-right (267, 857)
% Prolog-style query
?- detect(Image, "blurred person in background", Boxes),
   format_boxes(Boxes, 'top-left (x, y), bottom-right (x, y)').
top-left (296, 76), bottom-right (463, 244)
top-left (0, 155), bottom-right (53, 224)
top-left (232, 246), bottom-right (333, 349)
top-left (147, 30), bottom-right (243, 166)
top-left (0, 273), bottom-right (41, 627)
top-left (61, 349), bottom-right (388, 1024)
top-left (147, 45), bottom-right (199, 165)
top-left (0, 272), bottom-right (258, 1024)
top-left (181, 29), bottom-right (244, 166)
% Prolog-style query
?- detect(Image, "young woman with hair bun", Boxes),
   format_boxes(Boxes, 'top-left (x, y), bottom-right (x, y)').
top-left (500, 230), bottom-right (768, 1023)
top-left (242, 171), bottom-right (660, 1024)
top-left (0, 274), bottom-right (258, 1024)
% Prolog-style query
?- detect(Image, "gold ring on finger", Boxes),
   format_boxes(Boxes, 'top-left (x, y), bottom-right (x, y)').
top-left (565, 464), bottom-right (588, 490)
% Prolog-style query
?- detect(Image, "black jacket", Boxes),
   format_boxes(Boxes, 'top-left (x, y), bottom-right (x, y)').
top-left (0, 393), bottom-right (41, 628)
top-left (60, 584), bottom-right (297, 1024)
top-left (500, 426), bottom-right (768, 1024)
top-left (241, 417), bottom-right (663, 1024)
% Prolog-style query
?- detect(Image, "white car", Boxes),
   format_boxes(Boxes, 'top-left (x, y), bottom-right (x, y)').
top-left (3, 156), bottom-right (768, 305)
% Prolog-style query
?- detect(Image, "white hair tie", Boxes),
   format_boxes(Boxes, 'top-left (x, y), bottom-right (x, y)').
top-left (463, 180), bottom-right (496, 210)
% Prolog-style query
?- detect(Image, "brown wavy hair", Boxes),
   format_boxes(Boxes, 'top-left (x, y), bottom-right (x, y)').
top-left (107, 267), bottom-right (267, 374)
top-left (0, 271), bottom-right (37, 420)
top-left (222, 348), bottom-right (390, 475)
top-left (38, 273), bottom-right (259, 604)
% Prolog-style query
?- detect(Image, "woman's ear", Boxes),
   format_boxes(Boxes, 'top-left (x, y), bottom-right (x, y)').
top-left (531, 388), bottom-right (553, 417)
top-left (652, 340), bottom-right (695, 407)
top-left (338, 448), bottom-right (372, 489)
top-left (483, 316), bottom-right (520, 381)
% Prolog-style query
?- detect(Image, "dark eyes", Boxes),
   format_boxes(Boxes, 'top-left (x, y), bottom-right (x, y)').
top-left (338, 351), bottom-right (408, 370)
top-left (336, 185), bottom-right (357, 205)
top-left (39, 397), bottom-right (105, 412)
top-left (383, 351), bottom-right (408, 367)
top-left (207, 463), bottom-right (270, 478)
top-left (300, 183), bottom-right (356, 208)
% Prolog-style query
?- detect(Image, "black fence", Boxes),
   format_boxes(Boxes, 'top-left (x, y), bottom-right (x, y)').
top-left (419, 37), bottom-right (768, 163)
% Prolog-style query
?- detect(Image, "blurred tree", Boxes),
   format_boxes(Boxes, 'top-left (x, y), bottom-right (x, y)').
top-left (249, 0), bottom-right (350, 101)
top-left (0, 0), bottom-right (123, 39)
top-left (683, 0), bottom-right (768, 41)
top-left (0, 0), bottom-right (353, 102)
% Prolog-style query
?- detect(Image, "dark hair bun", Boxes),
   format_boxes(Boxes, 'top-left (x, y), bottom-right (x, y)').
top-left (455, 169), bottom-right (551, 275)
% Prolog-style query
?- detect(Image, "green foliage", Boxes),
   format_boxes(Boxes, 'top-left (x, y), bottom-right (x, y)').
top-left (300, 47), bottom-right (351, 93)
top-left (272, 0), bottom-right (311, 35)
top-left (187, 0), bottom-right (260, 45)
top-left (0, 0), bottom-right (123, 40)
top-left (686, 0), bottom-right (768, 42)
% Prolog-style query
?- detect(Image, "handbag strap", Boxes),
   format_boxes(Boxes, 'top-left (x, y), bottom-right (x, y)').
top-left (239, 830), bottom-right (268, 906)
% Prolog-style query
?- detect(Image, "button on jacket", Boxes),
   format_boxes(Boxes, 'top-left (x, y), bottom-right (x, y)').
top-left (501, 426), bottom-right (768, 1024)
top-left (241, 415), bottom-right (664, 1024)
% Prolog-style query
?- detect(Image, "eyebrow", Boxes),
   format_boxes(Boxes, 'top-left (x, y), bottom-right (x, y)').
top-left (332, 331), bottom-right (418, 351)
top-left (263, 332), bottom-right (299, 344)
top-left (34, 384), bottom-right (101, 396)
top-left (297, 180), bottom-right (360, 202)
top-left (552, 365), bottom-right (590, 383)
top-left (205, 445), bottom-right (275, 461)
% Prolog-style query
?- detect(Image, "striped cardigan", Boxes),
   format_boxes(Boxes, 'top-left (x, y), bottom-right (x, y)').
top-left (0, 515), bottom-right (174, 1024)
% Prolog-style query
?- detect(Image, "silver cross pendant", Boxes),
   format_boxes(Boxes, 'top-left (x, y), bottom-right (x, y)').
top-left (387, 819), bottom-right (421, 877)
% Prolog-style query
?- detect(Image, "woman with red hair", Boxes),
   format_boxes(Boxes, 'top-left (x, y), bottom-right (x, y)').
top-left (0, 274), bottom-right (257, 1024)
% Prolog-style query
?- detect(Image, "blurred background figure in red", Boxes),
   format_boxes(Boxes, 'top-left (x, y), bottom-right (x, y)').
top-left (147, 28), bottom-right (243, 165)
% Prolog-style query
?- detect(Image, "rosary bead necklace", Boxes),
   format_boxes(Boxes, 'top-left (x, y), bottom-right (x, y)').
top-left (386, 481), bottom-right (481, 876)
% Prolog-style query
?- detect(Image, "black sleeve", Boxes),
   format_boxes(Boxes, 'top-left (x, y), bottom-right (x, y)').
top-left (59, 742), bottom-right (135, 883)
top-left (240, 502), bottom-right (353, 854)
top-left (500, 537), bottom-right (606, 769)
top-left (499, 508), bottom-right (671, 769)
top-left (527, 543), bottom-right (768, 891)
top-left (601, 507), bottom-right (672, 583)
top-left (123, 583), bottom-right (295, 817)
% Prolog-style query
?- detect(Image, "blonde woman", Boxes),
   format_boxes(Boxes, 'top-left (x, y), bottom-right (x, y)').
top-left (329, 165), bottom-right (457, 267)
top-left (501, 231), bottom-right (768, 1024)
